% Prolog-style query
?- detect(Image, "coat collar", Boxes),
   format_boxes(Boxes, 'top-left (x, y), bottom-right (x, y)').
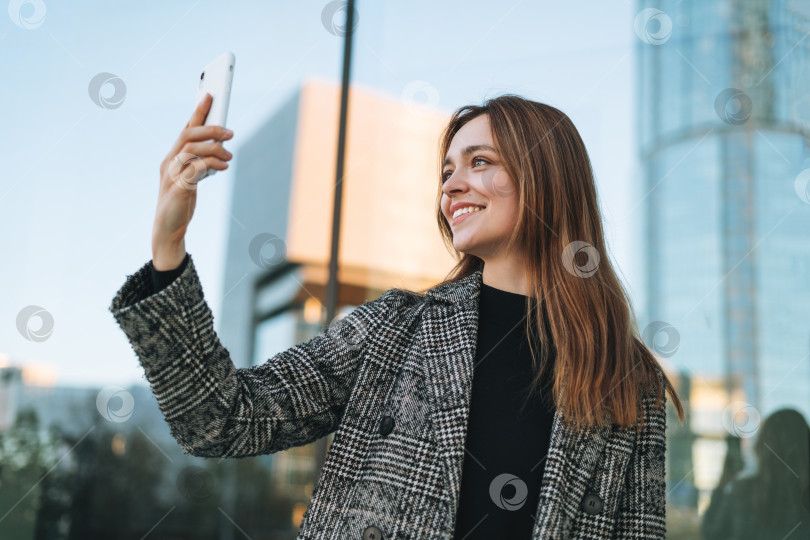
top-left (419, 268), bottom-right (619, 538)
top-left (424, 268), bottom-right (484, 304)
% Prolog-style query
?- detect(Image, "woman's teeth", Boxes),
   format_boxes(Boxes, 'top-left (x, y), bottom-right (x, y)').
top-left (452, 206), bottom-right (483, 219)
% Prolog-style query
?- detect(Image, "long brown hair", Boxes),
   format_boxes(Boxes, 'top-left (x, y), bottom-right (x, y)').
top-left (425, 94), bottom-right (684, 431)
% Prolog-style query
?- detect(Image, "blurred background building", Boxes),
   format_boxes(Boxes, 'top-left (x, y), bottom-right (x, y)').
top-left (637, 0), bottom-right (810, 536)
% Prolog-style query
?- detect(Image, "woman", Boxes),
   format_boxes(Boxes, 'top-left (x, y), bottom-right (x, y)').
top-left (110, 92), bottom-right (685, 539)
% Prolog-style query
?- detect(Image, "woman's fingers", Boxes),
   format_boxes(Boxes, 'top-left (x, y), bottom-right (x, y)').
top-left (188, 92), bottom-right (212, 128)
top-left (171, 155), bottom-right (230, 185)
top-left (183, 140), bottom-right (233, 162)
top-left (203, 155), bottom-right (230, 171)
top-left (166, 125), bottom-right (233, 162)
top-left (185, 124), bottom-right (234, 143)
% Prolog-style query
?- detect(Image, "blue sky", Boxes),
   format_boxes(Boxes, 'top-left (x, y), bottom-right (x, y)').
top-left (1, 0), bottom-right (642, 387)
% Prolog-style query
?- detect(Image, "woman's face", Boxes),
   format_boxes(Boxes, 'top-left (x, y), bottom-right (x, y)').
top-left (440, 114), bottom-right (520, 260)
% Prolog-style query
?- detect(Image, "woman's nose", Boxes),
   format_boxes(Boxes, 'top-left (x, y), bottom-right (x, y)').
top-left (442, 170), bottom-right (468, 195)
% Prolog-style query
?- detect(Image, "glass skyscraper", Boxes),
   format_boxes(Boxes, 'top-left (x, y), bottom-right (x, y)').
top-left (637, 0), bottom-right (810, 537)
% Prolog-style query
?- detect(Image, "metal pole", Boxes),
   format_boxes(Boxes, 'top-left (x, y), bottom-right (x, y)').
top-left (314, 0), bottom-right (355, 484)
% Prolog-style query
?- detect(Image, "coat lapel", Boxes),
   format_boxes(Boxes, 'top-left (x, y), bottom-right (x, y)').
top-left (421, 269), bottom-right (615, 538)
top-left (421, 270), bottom-right (482, 527)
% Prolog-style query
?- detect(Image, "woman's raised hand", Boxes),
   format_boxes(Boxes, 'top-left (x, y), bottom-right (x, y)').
top-left (151, 93), bottom-right (234, 270)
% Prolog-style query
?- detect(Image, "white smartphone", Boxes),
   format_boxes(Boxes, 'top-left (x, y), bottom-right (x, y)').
top-left (194, 51), bottom-right (235, 177)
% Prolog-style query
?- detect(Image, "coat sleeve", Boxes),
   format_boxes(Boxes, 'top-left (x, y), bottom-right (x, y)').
top-left (109, 254), bottom-right (399, 459)
top-left (613, 368), bottom-right (669, 539)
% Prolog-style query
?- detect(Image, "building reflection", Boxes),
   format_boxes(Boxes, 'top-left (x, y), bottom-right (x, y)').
top-left (702, 408), bottom-right (810, 539)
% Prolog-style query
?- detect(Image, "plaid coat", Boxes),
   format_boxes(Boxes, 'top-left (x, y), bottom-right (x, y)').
top-left (109, 254), bottom-right (668, 539)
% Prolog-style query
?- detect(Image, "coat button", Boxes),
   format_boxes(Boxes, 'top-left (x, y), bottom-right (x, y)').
top-left (379, 415), bottom-right (395, 436)
top-left (362, 525), bottom-right (384, 540)
top-left (582, 492), bottom-right (604, 515)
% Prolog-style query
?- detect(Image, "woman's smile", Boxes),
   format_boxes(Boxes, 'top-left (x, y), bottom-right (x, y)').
top-left (451, 206), bottom-right (485, 226)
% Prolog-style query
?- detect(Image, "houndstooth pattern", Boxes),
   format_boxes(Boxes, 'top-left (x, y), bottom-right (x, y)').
top-left (109, 254), bottom-right (668, 539)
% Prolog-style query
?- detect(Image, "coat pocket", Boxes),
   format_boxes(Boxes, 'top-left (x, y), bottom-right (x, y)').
top-left (571, 426), bottom-right (636, 537)
top-left (346, 356), bottom-right (448, 527)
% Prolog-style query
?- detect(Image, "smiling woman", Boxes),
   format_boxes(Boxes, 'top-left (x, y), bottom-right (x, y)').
top-left (431, 95), bottom-right (687, 538)
top-left (109, 91), bottom-right (685, 540)
top-left (434, 95), bottom-right (684, 432)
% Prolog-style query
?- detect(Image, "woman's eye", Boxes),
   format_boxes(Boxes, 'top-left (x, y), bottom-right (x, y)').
top-left (442, 158), bottom-right (488, 182)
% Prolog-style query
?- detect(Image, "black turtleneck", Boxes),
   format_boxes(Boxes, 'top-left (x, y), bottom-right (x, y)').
top-left (150, 253), bottom-right (190, 294)
top-left (452, 281), bottom-right (556, 540)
